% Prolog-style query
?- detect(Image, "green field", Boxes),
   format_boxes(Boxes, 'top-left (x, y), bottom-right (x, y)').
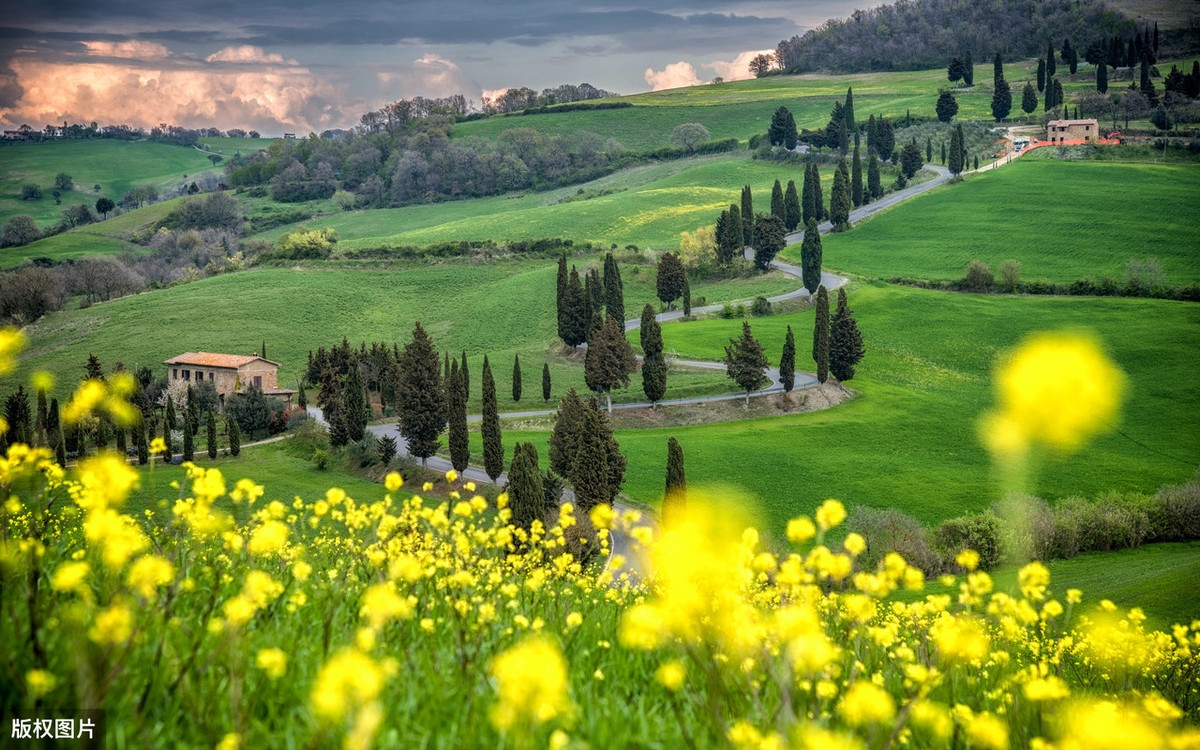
top-left (0, 140), bottom-right (218, 227)
top-left (0, 232), bottom-right (142, 268)
top-left (492, 282), bottom-right (1200, 533)
top-left (784, 159), bottom-right (1200, 285)
top-left (196, 136), bottom-right (276, 156)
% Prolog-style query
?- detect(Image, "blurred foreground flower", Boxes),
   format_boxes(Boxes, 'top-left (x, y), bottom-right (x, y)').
top-left (489, 636), bottom-right (574, 733)
top-left (0, 328), bottom-right (23, 375)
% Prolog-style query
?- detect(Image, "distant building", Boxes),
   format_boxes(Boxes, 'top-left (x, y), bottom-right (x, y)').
top-left (283, 133), bottom-right (297, 139)
top-left (1046, 119), bottom-right (1099, 143)
top-left (163, 352), bottom-right (295, 406)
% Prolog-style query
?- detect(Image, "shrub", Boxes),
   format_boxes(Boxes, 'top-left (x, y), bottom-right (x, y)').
top-left (992, 493), bottom-right (1055, 563)
top-left (1157, 473), bottom-right (1200, 541)
top-left (1052, 493), bottom-right (1149, 555)
top-left (750, 296), bottom-right (773, 316)
top-left (935, 511), bottom-right (1002, 570)
top-left (846, 506), bottom-right (943, 575)
top-left (997, 259), bottom-right (1021, 292)
top-left (311, 449), bottom-right (329, 470)
top-left (963, 260), bottom-right (994, 292)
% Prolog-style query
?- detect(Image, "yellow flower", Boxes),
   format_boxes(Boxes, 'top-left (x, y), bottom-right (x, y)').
top-left (292, 560), bottom-right (313, 581)
top-left (359, 582), bottom-right (415, 629)
top-left (843, 532), bottom-right (866, 557)
top-left (127, 555), bottom-right (175, 599)
top-left (839, 681), bottom-right (896, 726)
top-left (0, 328), bottom-right (25, 375)
top-left (964, 711), bottom-right (1008, 750)
top-left (256, 648), bottom-right (288, 680)
top-left (566, 612), bottom-right (583, 629)
top-left (216, 732), bottom-right (240, 750)
top-left (149, 437), bottom-right (167, 455)
top-left (815, 499), bottom-right (846, 530)
top-left (984, 332), bottom-right (1125, 455)
top-left (89, 601), bottom-right (134, 645)
top-left (1024, 676), bottom-right (1070, 702)
top-left (50, 561), bottom-right (91, 593)
top-left (489, 636), bottom-right (574, 731)
top-left (656, 660), bottom-right (686, 692)
top-left (1018, 561), bottom-right (1051, 601)
top-left (1054, 700), bottom-right (1168, 750)
top-left (247, 520), bottom-right (289, 555)
top-left (312, 648), bottom-right (387, 721)
top-left (385, 472), bottom-right (403, 492)
top-left (27, 669), bottom-right (56, 699)
top-left (955, 549), bottom-right (980, 572)
top-left (445, 469), bottom-right (458, 483)
top-left (787, 516), bottom-right (816, 543)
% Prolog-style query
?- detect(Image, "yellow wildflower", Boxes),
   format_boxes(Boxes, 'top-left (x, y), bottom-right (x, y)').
top-left (843, 532), bottom-right (866, 556)
top-left (89, 601), bottom-right (134, 645)
top-left (839, 681), bottom-right (896, 726)
top-left (216, 733), bottom-right (240, 750)
top-left (489, 636), bottom-right (574, 731)
top-left (256, 648), bottom-right (288, 679)
top-left (816, 499), bottom-right (846, 530)
top-left (656, 660), bottom-right (686, 691)
top-left (312, 648), bottom-right (387, 722)
top-left (50, 561), bottom-right (90, 593)
top-left (787, 516), bottom-right (816, 543)
top-left (247, 520), bottom-right (289, 555)
top-left (385, 472), bottom-right (403, 492)
top-left (27, 669), bottom-right (56, 698)
top-left (126, 555), bottom-right (175, 599)
top-left (0, 328), bottom-right (24, 375)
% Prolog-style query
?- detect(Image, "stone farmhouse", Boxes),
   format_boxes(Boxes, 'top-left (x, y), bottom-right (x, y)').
top-left (1045, 119), bottom-right (1100, 143)
top-left (163, 352), bottom-right (296, 406)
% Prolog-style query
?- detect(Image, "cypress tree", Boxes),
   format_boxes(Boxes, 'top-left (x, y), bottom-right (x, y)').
top-left (583, 271), bottom-right (602, 340)
top-left (926, 139), bottom-right (933, 163)
top-left (481, 355), bottom-right (503, 482)
top-left (508, 442), bottom-right (544, 531)
top-left (866, 114), bottom-right (878, 156)
top-left (867, 153), bottom-right (881, 200)
top-left (851, 141), bottom-right (864, 207)
top-left (298, 381), bottom-right (307, 411)
top-left (729, 203), bottom-right (744, 251)
top-left (682, 275), bottom-right (692, 317)
top-left (448, 360), bottom-right (469, 471)
top-left (715, 209), bottom-right (730, 263)
top-left (800, 218), bottom-right (823, 294)
top-left (753, 213), bottom-right (786, 271)
top-left (186, 384), bottom-right (199, 436)
top-left (964, 50), bottom-right (974, 86)
top-left (844, 87), bottom-right (855, 136)
top-left (85, 353), bottom-right (105, 382)
top-left (542, 362), bottom-right (551, 402)
top-left (603, 252), bottom-right (625, 325)
top-left (556, 252), bottom-right (569, 343)
top-left (830, 160), bottom-right (851, 230)
top-left (461, 350), bottom-right (469, 402)
top-left (830, 287), bottom-right (866, 382)
top-left (396, 322), bottom-right (447, 468)
top-left (228, 416), bottom-right (241, 457)
top-left (1046, 42), bottom-right (1056, 79)
top-left (548, 388), bottom-right (586, 478)
top-left (770, 179), bottom-right (785, 220)
top-left (948, 124), bottom-right (965, 175)
top-left (584, 316), bottom-right (637, 414)
top-left (182, 417), bottom-right (194, 461)
top-left (137, 416), bottom-right (149, 465)
top-left (640, 304), bottom-right (667, 406)
top-left (813, 165), bottom-right (825, 220)
top-left (801, 164), bottom-right (817, 225)
top-left (940, 141), bottom-right (946, 165)
top-left (343, 357), bottom-right (368, 442)
top-left (1054, 79), bottom-right (1065, 110)
top-left (206, 410), bottom-right (218, 459)
top-left (813, 286), bottom-right (830, 384)
top-left (571, 404), bottom-right (609, 512)
top-left (780, 324), bottom-right (796, 393)
top-left (378, 434), bottom-right (397, 465)
top-left (165, 395), bottom-right (176, 457)
top-left (512, 354), bottom-right (522, 402)
top-left (1022, 81), bottom-right (1039, 113)
top-left (992, 77), bottom-right (1013, 121)
top-left (663, 436), bottom-right (687, 529)
top-left (740, 185), bottom-right (754, 247)
top-left (34, 388), bottom-right (48, 447)
top-left (724, 321), bottom-right (770, 406)
top-left (655, 252), bottom-right (686, 310)
top-left (1038, 58), bottom-right (1046, 92)
top-left (562, 266), bottom-right (588, 348)
top-left (784, 179), bottom-right (800, 231)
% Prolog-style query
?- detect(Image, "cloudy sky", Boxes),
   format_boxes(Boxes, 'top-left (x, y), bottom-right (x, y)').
top-left (0, 0), bottom-right (865, 134)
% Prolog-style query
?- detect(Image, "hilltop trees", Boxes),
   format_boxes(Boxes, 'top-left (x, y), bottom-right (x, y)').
top-left (725, 321), bottom-right (770, 405)
top-left (640, 304), bottom-right (667, 406)
top-left (800, 218), bottom-right (823, 294)
top-left (829, 288), bottom-right (865, 382)
top-left (813, 286), bottom-right (831, 384)
top-left (397, 322), bottom-right (446, 467)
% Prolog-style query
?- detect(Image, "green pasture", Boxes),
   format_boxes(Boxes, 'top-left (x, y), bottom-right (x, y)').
top-left (785, 159), bottom-right (1200, 285)
top-left (0, 232), bottom-right (142, 268)
top-left (0, 140), bottom-right (216, 226)
top-left (196, 136), bottom-right (276, 156)
top-left (495, 282), bottom-right (1200, 534)
top-left (252, 154), bottom-right (832, 250)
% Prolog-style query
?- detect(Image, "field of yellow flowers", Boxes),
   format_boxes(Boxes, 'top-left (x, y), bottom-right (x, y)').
top-left (2, 327), bottom-right (1199, 749)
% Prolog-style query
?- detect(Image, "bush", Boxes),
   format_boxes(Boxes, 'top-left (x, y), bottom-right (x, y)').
top-left (935, 511), bottom-right (1002, 570)
top-left (997, 259), bottom-right (1021, 292)
top-left (311, 449), bottom-right (329, 470)
top-left (750, 296), bottom-right (773, 316)
top-left (1157, 473), bottom-right (1200, 541)
top-left (1051, 494), bottom-right (1149, 555)
top-left (992, 493), bottom-right (1055, 563)
top-left (963, 260), bottom-right (994, 292)
top-left (846, 506), bottom-right (943, 575)
top-left (21, 184), bottom-right (43, 201)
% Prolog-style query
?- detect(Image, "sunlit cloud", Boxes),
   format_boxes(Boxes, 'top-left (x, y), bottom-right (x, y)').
top-left (84, 41), bottom-right (173, 59)
top-left (704, 49), bottom-right (771, 82)
top-left (644, 61), bottom-right (701, 91)
top-left (205, 46), bottom-right (295, 65)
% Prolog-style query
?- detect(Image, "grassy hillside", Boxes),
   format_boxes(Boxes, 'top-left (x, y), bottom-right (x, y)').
top-left (785, 159), bottom-right (1200, 285)
top-left (0, 232), bottom-right (142, 268)
top-left (0, 140), bottom-right (218, 226)
top-left (493, 282), bottom-right (1200, 532)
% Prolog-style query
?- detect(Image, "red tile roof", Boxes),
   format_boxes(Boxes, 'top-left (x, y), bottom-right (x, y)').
top-left (163, 352), bottom-right (279, 369)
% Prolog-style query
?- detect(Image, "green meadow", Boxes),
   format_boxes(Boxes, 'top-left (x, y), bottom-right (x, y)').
top-left (786, 159), bottom-right (1200, 285)
top-left (0, 140), bottom-right (217, 226)
top-left (0, 232), bottom-right (142, 268)
top-left (492, 282), bottom-right (1200, 533)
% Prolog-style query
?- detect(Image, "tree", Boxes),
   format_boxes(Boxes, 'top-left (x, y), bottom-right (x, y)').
top-left (21, 184), bottom-right (42, 201)
top-left (1140, 59), bottom-right (1157, 106)
top-left (656, 252), bottom-right (686, 309)
top-left (182, 416), bottom-right (194, 461)
top-left (378, 434), bottom-right (397, 465)
top-left (829, 288), bottom-right (865, 382)
top-left (802, 164), bottom-right (818, 225)
top-left (343, 358), bottom-right (368, 442)
top-left (682, 276), bottom-right (691, 317)
top-left (753, 213), bottom-right (786, 271)
top-left (992, 78), bottom-right (1013, 121)
top-left (770, 179), bottom-right (785, 220)
top-left (926, 139), bottom-right (932, 163)
top-left (481, 355), bottom-right (503, 482)
top-left (724, 204), bottom-right (744, 260)
top-left (542, 362), bottom-right (552, 402)
top-left (670, 123), bottom-right (710, 155)
top-left (571, 404), bottom-right (609, 512)
top-left (396, 322), bottom-right (446, 467)
top-left (851, 141), bottom-right (864, 207)
top-left (780, 325), bottom-right (796, 394)
top-left (512, 354), bottom-right (523, 402)
top-left (874, 117), bottom-right (894, 162)
top-left (164, 395), bottom-right (176, 457)
top-left (1046, 42), bottom-right (1056, 79)
top-left (900, 143), bottom-right (923, 178)
top-left (1038, 59), bottom-right (1046, 92)
top-left (724, 321), bottom-right (770, 405)
top-left (767, 107), bottom-right (797, 149)
top-left (740, 185), bottom-right (754, 247)
top-left (936, 91), bottom-right (959, 122)
top-left (55, 173), bottom-right (73, 191)
top-left (556, 253), bottom-right (569, 344)
top-left (508, 442), bottom-right (544, 531)
top-left (784, 180), bottom-right (800, 231)
top-left (1151, 104), bottom-right (1171, 131)
top-left (447, 361), bottom-right (469, 472)
top-left (947, 56), bottom-right (966, 84)
top-left (948, 124), bottom-right (965, 176)
top-left (1096, 58), bottom-right (1108, 94)
top-left (136, 416), bottom-right (149, 465)
top-left (800, 218), bottom-right (823, 294)
top-left (812, 164), bottom-right (825, 220)
top-left (461, 350), bottom-right (470, 402)
top-left (843, 87), bottom-right (856, 140)
top-left (603, 252), bottom-right (625, 325)
top-left (206, 411), bottom-right (218, 459)
top-left (549, 389), bottom-right (586, 478)
top-left (1022, 82), bottom-right (1039, 114)
top-left (867, 153), bottom-right (881, 200)
top-left (584, 270), bottom-right (603, 339)
top-left (829, 160), bottom-right (851, 230)
top-left (813, 286), bottom-right (830, 384)
top-left (663, 437), bottom-right (687, 529)
top-left (585, 316), bottom-right (637, 413)
top-left (92, 197), bottom-right (116, 219)
top-left (640, 304), bottom-right (667, 406)
top-left (964, 50), bottom-right (974, 87)
top-left (749, 54), bottom-right (773, 77)
top-left (227, 416), bottom-right (241, 457)
top-left (562, 266), bottom-right (588, 347)
top-left (1, 215), bottom-right (40, 247)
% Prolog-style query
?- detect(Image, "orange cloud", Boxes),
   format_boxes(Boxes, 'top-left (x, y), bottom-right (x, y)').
top-left (705, 49), bottom-right (771, 82)
top-left (83, 41), bottom-right (173, 59)
top-left (643, 61), bottom-right (701, 91)
top-left (205, 46), bottom-right (294, 65)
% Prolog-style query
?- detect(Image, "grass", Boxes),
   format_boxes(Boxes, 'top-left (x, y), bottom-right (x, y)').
top-left (196, 137), bottom-right (276, 156)
top-left (496, 282), bottom-right (1200, 534)
top-left (0, 232), bottom-right (142, 268)
top-left (0, 140), bottom-right (218, 227)
top-left (783, 159), bottom-right (1200, 285)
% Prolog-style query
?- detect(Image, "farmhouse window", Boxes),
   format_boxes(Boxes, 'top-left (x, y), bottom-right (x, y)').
top-left (182, 369), bottom-right (190, 381)
top-left (172, 368), bottom-right (178, 379)
top-left (209, 372), bottom-right (215, 381)
top-left (253, 376), bottom-right (262, 388)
